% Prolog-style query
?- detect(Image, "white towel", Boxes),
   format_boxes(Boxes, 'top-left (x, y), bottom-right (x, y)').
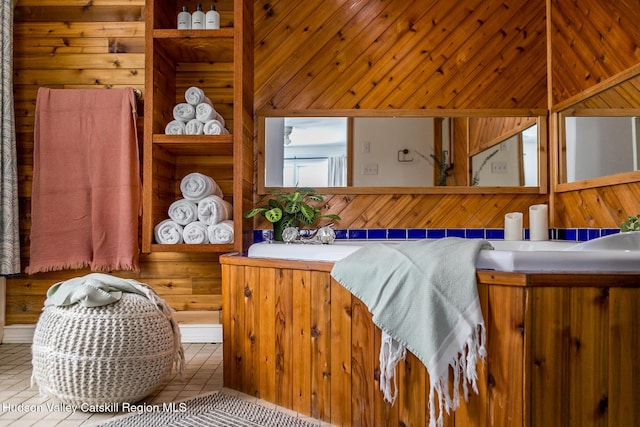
top-left (185, 119), bottom-right (204, 135)
top-left (180, 172), bottom-right (223, 202)
top-left (165, 119), bottom-right (186, 135)
top-left (195, 102), bottom-right (225, 126)
top-left (173, 103), bottom-right (195, 121)
top-left (197, 195), bottom-right (233, 225)
top-left (184, 87), bottom-right (211, 106)
top-left (208, 220), bottom-right (234, 244)
top-left (203, 119), bottom-right (229, 135)
top-left (168, 199), bottom-right (198, 225)
top-left (182, 221), bottom-right (210, 244)
top-left (154, 219), bottom-right (183, 244)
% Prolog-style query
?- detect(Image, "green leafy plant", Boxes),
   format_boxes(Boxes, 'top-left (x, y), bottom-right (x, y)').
top-left (244, 188), bottom-right (341, 240)
top-left (620, 214), bottom-right (640, 232)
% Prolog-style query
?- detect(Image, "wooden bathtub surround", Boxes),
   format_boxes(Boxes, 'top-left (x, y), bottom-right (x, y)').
top-left (221, 254), bottom-right (640, 427)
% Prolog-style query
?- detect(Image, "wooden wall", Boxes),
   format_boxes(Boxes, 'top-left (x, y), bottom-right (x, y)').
top-left (7, 0), bottom-right (640, 324)
top-left (253, 0), bottom-right (549, 232)
top-left (549, 0), bottom-right (640, 228)
top-left (8, 0), bottom-right (221, 325)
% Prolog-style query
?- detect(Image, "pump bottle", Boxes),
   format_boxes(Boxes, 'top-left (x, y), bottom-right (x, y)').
top-left (191, 4), bottom-right (205, 29)
top-left (177, 6), bottom-right (191, 30)
top-left (205, 5), bottom-right (220, 29)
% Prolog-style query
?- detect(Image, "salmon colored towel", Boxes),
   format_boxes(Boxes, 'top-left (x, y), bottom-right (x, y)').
top-left (26, 88), bottom-right (141, 274)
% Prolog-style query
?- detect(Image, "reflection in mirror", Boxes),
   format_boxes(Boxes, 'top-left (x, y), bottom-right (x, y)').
top-left (261, 113), bottom-right (542, 190)
top-left (265, 117), bottom-right (348, 187)
top-left (557, 71), bottom-right (640, 185)
top-left (471, 124), bottom-right (538, 186)
top-left (564, 117), bottom-right (640, 182)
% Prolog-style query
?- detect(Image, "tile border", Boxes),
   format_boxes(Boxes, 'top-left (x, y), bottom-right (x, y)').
top-left (253, 228), bottom-right (622, 243)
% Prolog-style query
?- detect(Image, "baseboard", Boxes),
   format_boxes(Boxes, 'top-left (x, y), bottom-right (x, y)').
top-left (2, 324), bottom-right (223, 344)
top-left (2, 324), bottom-right (34, 344)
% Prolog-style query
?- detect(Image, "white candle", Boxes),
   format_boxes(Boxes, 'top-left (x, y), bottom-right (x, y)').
top-left (529, 204), bottom-right (549, 241)
top-left (504, 212), bottom-right (523, 241)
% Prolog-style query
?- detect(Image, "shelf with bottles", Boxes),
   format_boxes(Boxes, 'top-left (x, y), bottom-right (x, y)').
top-left (149, 0), bottom-right (235, 32)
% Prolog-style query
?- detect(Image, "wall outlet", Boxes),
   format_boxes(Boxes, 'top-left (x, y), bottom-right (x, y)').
top-left (491, 161), bottom-right (508, 174)
top-left (362, 163), bottom-right (378, 175)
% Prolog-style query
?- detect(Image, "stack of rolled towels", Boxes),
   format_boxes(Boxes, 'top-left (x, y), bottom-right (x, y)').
top-left (154, 172), bottom-right (234, 244)
top-left (164, 86), bottom-right (230, 135)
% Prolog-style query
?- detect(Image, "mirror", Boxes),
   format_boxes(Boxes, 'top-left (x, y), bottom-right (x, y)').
top-left (557, 71), bottom-right (640, 186)
top-left (259, 111), bottom-right (545, 193)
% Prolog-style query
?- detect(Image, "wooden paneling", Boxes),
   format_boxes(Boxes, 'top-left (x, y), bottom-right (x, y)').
top-left (221, 255), bottom-right (640, 427)
top-left (553, 182), bottom-right (640, 228)
top-left (252, 0), bottom-right (549, 231)
top-left (9, 0), bottom-right (640, 325)
top-left (549, 0), bottom-right (640, 105)
top-left (256, 192), bottom-right (549, 230)
top-left (255, 0), bottom-right (547, 111)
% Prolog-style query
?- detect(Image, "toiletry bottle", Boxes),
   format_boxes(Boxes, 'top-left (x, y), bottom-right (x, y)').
top-left (205, 5), bottom-right (220, 29)
top-left (177, 6), bottom-right (191, 30)
top-left (191, 4), bottom-right (205, 30)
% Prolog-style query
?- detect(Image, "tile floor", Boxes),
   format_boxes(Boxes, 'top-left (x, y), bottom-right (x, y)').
top-left (0, 343), bottom-right (331, 427)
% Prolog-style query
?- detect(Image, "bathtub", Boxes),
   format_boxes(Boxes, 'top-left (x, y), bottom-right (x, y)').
top-left (247, 231), bottom-right (640, 272)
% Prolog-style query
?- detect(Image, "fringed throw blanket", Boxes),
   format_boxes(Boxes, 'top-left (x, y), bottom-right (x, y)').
top-left (26, 88), bottom-right (140, 274)
top-left (331, 238), bottom-right (491, 427)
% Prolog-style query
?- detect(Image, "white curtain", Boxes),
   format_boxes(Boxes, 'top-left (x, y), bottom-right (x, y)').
top-left (0, 0), bottom-right (20, 275)
top-left (328, 156), bottom-right (346, 187)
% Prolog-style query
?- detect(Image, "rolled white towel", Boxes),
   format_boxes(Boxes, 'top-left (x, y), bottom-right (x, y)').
top-left (154, 219), bottom-right (184, 244)
top-left (173, 103), bottom-right (195, 121)
top-left (208, 220), bottom-right (234, 244)
top-left (182, 221), bottom-right (210, 244)
top-left (185, 86), bottom-right (211, 106)
top-left (197, 195), bottom-right (233, 225)
top-left (180, 172), bottom-right (223, 202)
top-left (185, 119), bottom-right (204, 135)
top-left (203, 119), bottom-right (229, 135)
top-left (165, 119), bottom-right (186, 135)
top-left (195, 102), bottom-right (225, 126)
top-left (168, 199), bottom-right (198, 225)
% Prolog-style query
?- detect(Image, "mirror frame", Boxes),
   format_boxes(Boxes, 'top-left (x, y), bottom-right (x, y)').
top-left (257, 109), bottom-right (548, 195)
top-left (552, 64), bottom-right (640, 192)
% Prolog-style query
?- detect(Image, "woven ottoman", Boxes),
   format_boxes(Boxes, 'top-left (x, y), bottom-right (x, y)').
top-left (32, 291), bottom-right (180, 407)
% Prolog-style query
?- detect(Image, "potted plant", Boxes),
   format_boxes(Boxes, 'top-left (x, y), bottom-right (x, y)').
top-left (620, 214), bottom-right (640, 232)
top-left (244, 187), bottom-right (341, 241)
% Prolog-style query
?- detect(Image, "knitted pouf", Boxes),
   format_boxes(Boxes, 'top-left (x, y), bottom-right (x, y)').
top-left (31, 292), bottom-right (179, 407)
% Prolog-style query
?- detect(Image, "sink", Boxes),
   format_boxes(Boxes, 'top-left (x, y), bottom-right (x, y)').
top-left (247, 233), bottom-right (640, 272)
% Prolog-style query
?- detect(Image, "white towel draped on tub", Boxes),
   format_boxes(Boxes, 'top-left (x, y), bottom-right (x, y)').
top-left (208, 220), bottom-right (234, 244)
top-left (173, 103), bottom-right (195, 121)
top-left (168, 199), bottom-right (198, 225)
top-left (203, 119), bottom-right (229, 135)
top-left (197, 195), bottom-right (232, 225)
top-left (182, 221), bottom-right (210, 244)
top-left (180, 172), bottom-right (223, 202)
top-left (185, 119), bottom-right (204, 135)
top-left (195, 103), bottom-right (225, 126)
top-left (154, 219), bottom-right (183, 244)
top-left (165, 120), bottom-right (186, 135)
top-left (185, 87), bottom-right (210, 106)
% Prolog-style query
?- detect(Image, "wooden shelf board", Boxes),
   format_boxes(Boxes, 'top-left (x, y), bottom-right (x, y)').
top-left (150, 243), bottom-right (235, 253)
top-left (152, 30), bottom-right (234, 63)
top-left (153, 134), bottom-right (234, 155)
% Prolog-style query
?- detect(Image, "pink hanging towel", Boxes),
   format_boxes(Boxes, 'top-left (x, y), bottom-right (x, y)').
top-left (26, 87), bottom-right (141, 274)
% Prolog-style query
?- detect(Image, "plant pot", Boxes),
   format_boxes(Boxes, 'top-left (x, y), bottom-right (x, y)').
top-left (272, 219), bottom-right (285, 242)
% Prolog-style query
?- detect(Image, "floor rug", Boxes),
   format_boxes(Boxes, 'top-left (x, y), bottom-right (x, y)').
top-left (94, 391), bottom-right (320, 427)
